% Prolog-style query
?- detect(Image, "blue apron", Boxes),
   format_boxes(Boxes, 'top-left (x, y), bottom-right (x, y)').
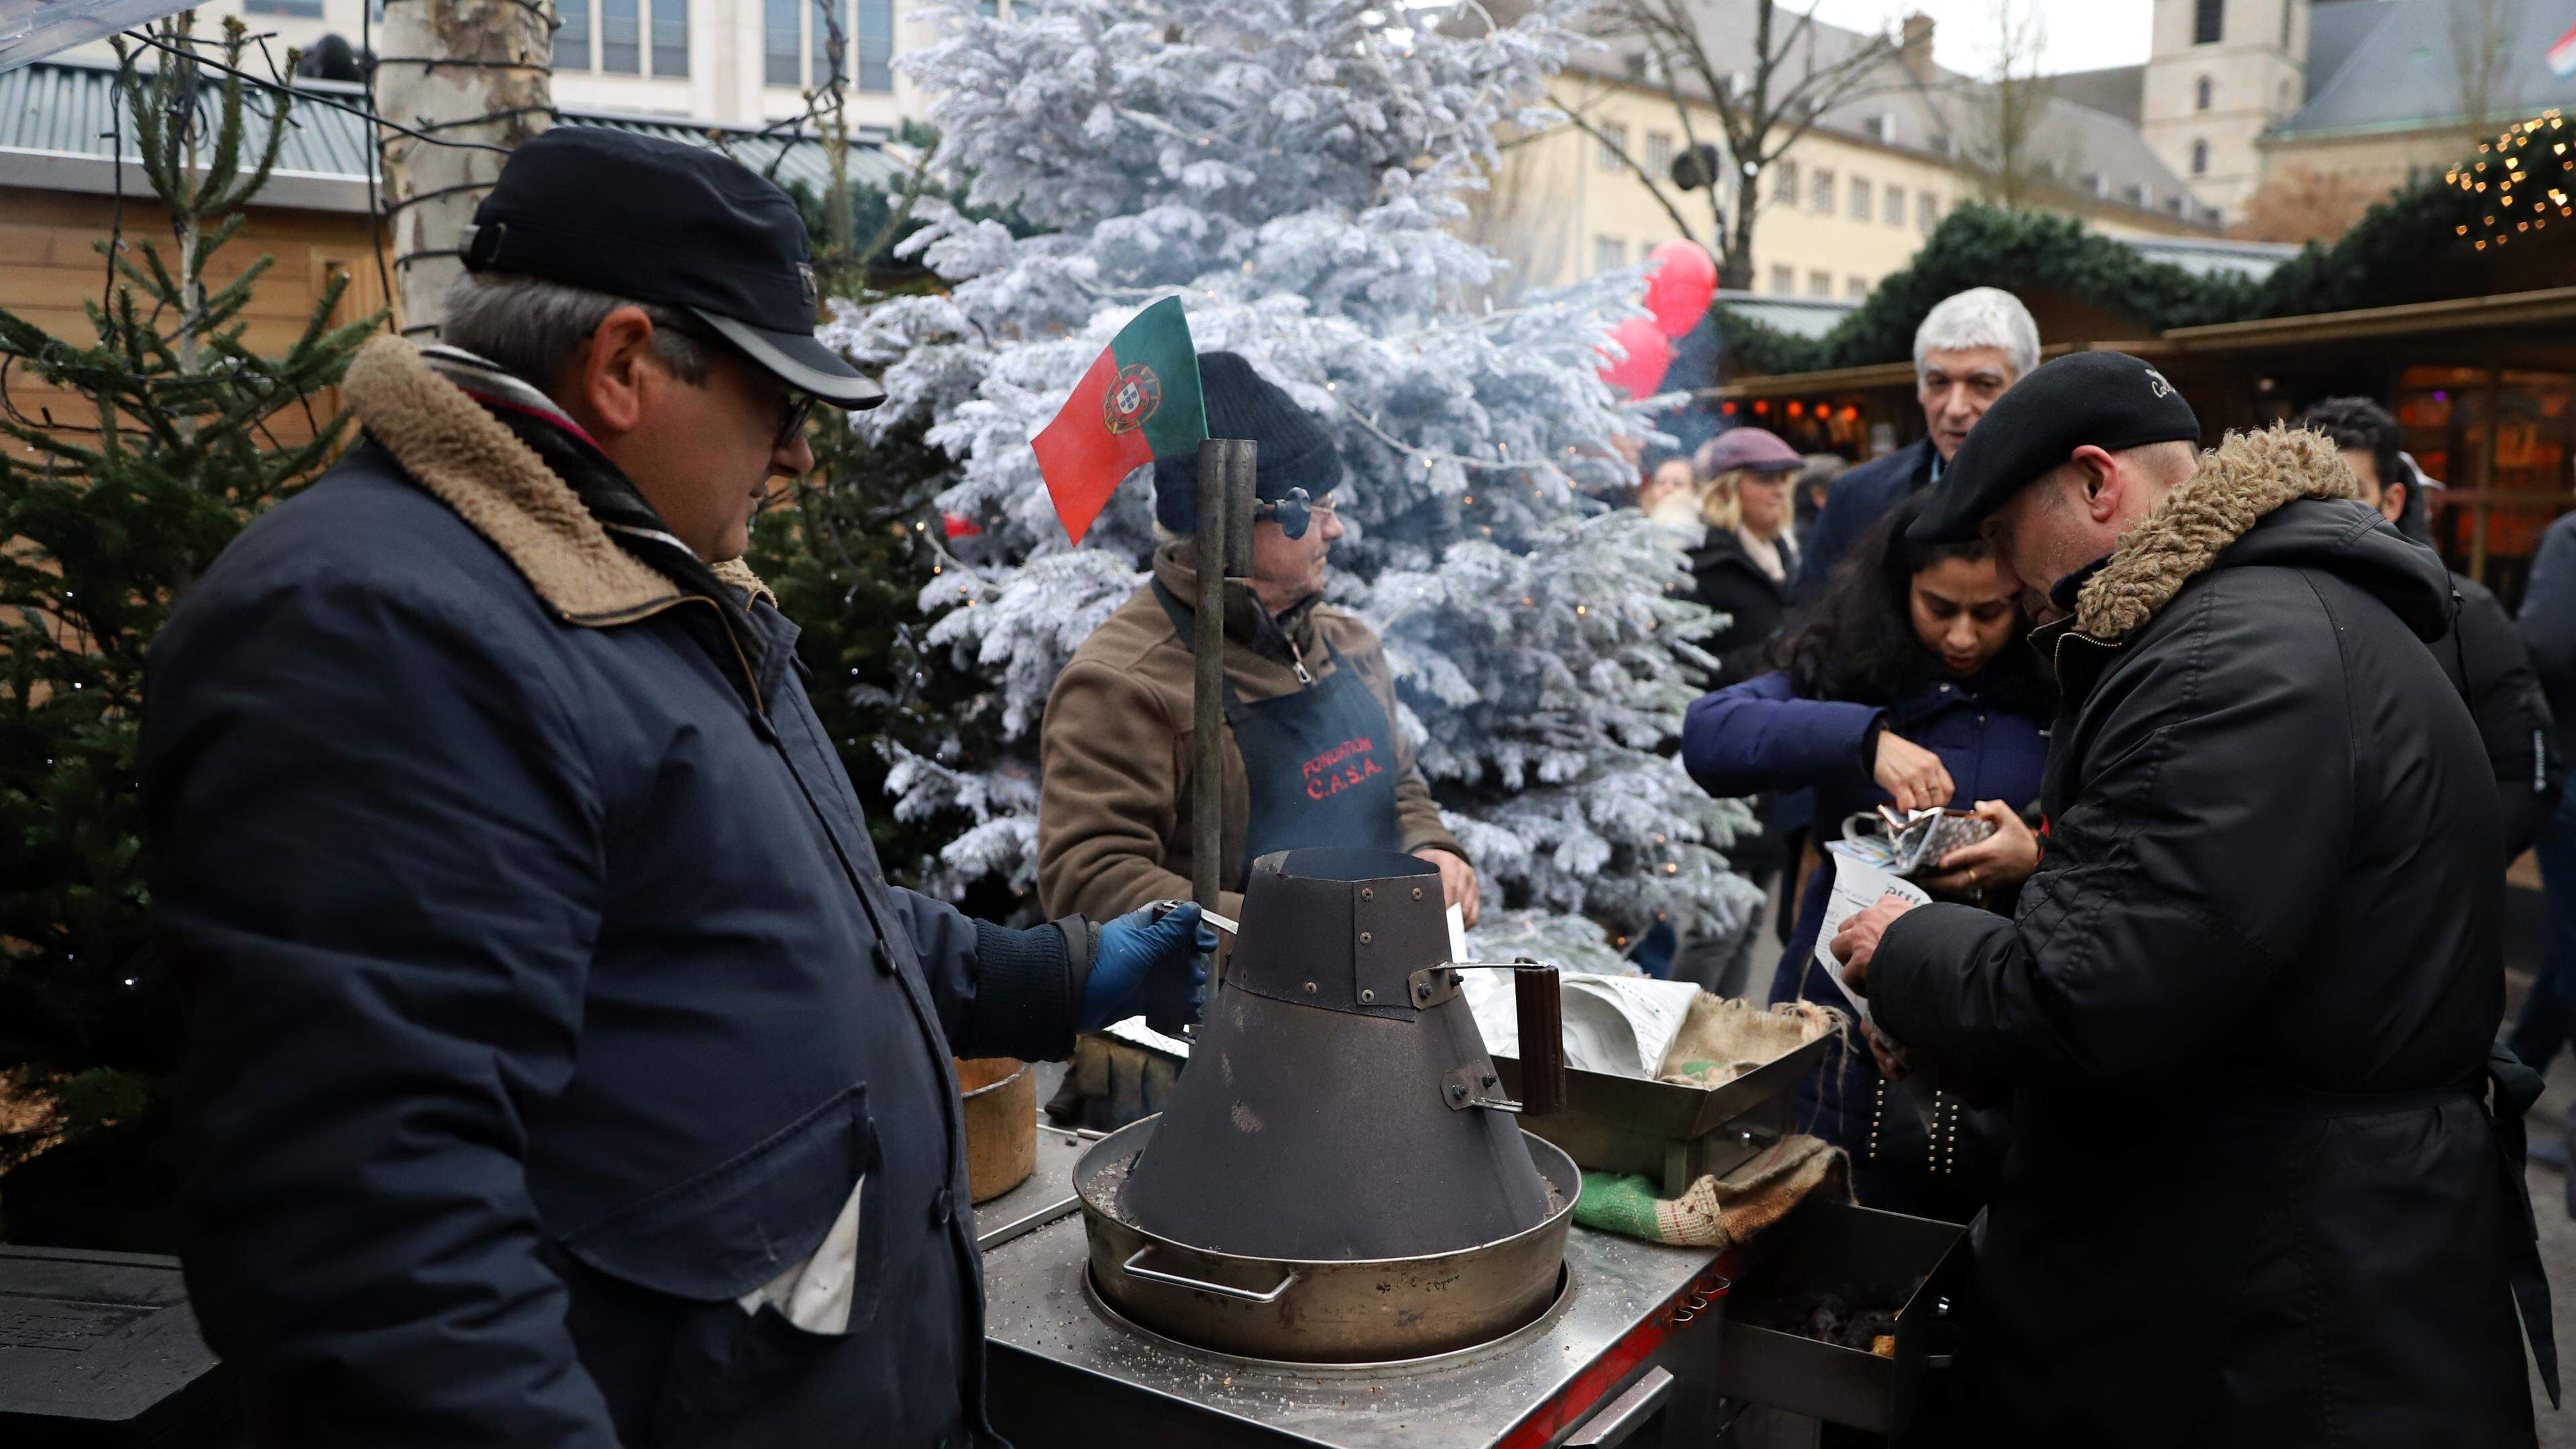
top-left (1153, 581), bottom-right (1405, 873)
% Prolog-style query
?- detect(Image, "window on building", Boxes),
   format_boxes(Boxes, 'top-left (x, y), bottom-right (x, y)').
top-left (1809, 166), bottom-right (1835, 213)
top-left (1884, 186), bottom-right (1904, 226)
top-left (1772, 159), bottom-right (1799, 202)
top-left (765, 0), bottom-right (799, 85)
top-left (1846, 274), bottom-right (1870, 299)
top-left (652, 0), bottom-right (688, 77)
top-left (2190, 139), bottom-right (2209, 176)
top-left (2125, 182), bottom-right (2149, 207)
top-left (1849, 176), bottom-right (1870, 219)
top-left (555, 0), bottom-right (592, 69)
top-left (857, 0), bottom-right (894, 91)
top-left (1770, 264), bottom-right (1796, 294)
top-left (1597, 123), bottom-right (1629, 171)
top-left (1917, 191), bottom-right (1939, 233)
top-left (2194, 0), bottom-right (2222, 45)
top-left (244, 0), bottom-right (325, 16)
top-left (2195, 75), bottom-right (2212, 111)
top-left (1807, 269), bottom-right (1833, 298)
top-left (1595, 237), bottom-right (1629, 274)
top-left (600, 0), bottom-right (640, 72)
top-left (2080, 170), bottom-right (2104, 195)
top-left (1864, 112), bottom-right (1894, 143)
top-left (1645, 131), bottom-right (1674, 178)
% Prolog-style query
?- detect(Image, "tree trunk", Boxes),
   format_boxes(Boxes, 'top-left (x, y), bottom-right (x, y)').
top-left (372, 0), bottom-right (554, 337)
top-left (1718, 166), bottom-right (1758, 291)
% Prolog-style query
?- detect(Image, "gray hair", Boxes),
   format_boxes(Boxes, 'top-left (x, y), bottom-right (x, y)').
top-left (438, 270), bottom-right (714, 392)
top-left (1913, 287), bottom-right (2039, 382)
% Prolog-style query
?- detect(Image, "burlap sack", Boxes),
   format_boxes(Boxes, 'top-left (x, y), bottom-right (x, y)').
top-left (1572, 1134), bottom-right (1851, 1248)
top-left (1657, 994), bottom-right (1841, 1087)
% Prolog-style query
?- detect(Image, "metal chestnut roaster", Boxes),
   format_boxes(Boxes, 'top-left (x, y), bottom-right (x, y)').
top-left (1073, 847), bottom-right (1576, 1362)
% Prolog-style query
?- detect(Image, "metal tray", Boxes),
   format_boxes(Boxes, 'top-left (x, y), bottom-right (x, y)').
top-left (1712, 1201), bottom-right (1972, 1438)
top-left (1494, 1031), bottom-right (1833, 1193)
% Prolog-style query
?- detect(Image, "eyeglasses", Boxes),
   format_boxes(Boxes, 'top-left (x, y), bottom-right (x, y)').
top-left (1254, 489), bottom-right (1339, 539)
top-left (774, 391), bottom-right (816, 453)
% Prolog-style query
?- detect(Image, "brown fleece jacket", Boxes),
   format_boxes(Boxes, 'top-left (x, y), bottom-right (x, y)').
top-left (1037, 542), bottom-right (1464, 924)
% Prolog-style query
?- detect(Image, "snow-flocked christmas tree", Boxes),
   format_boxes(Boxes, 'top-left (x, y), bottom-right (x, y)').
top-left (827, 0), bottom-right (1760, 970)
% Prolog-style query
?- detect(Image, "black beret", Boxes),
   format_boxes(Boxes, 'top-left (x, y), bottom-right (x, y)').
top-left (1154, 353), bottom-right (1342, 533)
top-left (1909, 351), bottom-right (2200, 543)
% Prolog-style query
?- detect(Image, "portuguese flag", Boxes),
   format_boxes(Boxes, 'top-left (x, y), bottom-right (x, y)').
top-left (1030, 297), bottom-right (1208, 545)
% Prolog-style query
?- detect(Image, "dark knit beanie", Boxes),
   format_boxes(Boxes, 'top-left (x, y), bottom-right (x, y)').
top-left (1152, 352), bottom-right (1343, 533)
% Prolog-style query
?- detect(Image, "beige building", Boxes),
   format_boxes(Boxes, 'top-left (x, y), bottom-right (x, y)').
top-left (1479, 13), bottom-right (2220, 300)
top-left (2051, 0), bottom-right (2576, 225)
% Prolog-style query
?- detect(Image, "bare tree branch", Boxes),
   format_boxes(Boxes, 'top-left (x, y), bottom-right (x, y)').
top-left (1556, 105), bottom-right (1703, 241)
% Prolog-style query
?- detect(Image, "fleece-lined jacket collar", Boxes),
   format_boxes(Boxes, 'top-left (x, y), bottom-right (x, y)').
top-left (341, 335), bottom-right (780, 700)
top-left (2070, 425), bottom-right (2358, 643)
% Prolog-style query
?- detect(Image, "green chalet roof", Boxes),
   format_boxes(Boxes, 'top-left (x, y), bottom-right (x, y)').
top-left (0, 54), bottom-right (906, 213)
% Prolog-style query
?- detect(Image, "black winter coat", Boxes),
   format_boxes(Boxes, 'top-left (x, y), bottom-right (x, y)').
top-left (142, 339), bottom-right (1085, 1448)
top-left (2520, 509), bottom-right (2576, 765)
top-left (1684, 527), bottom-right (1794, 686)
top-left (1869, 429), bottom-right (2552, 1448)
top-left (2434, 572), bottom-right (2561, 859)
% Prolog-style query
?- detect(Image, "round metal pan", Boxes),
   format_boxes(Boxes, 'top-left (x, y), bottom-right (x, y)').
top-left (1073, 1115), bottom-right (1578, 1363)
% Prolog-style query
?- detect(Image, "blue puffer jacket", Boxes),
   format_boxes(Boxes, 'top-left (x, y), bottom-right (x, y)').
top-left (1681, 664), bottom-right (2047, 1212)
top-left (142, 339), bottom-right (1083, 1449)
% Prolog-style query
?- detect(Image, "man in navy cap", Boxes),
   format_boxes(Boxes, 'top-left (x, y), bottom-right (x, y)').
top-left (144, 127), bottom-right (1214, 1447)
top-left (1827, 352), bottom-right (2554, 1445)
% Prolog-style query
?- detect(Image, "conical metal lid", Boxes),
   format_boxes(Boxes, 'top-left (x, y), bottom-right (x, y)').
top-left (1122, 849), bottom-right (1552, 1260)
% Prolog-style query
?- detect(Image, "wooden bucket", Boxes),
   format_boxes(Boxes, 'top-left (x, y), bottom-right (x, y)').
top-left (954, 1057), bottom-right (1036, 1203)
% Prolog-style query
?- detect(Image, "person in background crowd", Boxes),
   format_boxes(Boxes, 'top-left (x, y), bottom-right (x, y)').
top-left (2300, 398), bottom-right (2559, 859)
top-left (1790, 288), bottom-right (2040, 602)
top-left (1792, 452), bottom-right (1845, 553)
top-left (1636, 450), bottom-right (1704, 541)
top-left (1686, 426), bottom-right (1804, 686)
top-left (1682, 489), bottom-right (2051, 1216)
top-left (1833, 353), bottom-right (2552, 1447)
top-left (2508, 507), bottom-right (2576, 1128)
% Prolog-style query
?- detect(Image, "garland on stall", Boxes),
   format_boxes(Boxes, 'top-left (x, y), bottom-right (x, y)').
top-left (1714, 111), bottom-right (2574, 378)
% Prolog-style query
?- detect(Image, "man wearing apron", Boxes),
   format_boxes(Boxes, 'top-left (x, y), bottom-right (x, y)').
top-left (1038, 351), bottom-right (1477, 937)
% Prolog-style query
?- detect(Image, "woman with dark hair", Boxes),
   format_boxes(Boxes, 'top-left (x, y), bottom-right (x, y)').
top-left (1680, 489), bottom-right (2052, 1217)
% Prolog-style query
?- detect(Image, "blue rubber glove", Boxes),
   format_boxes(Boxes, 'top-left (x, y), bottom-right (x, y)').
top-left (1081, 901), bottom-right (1218, 1033)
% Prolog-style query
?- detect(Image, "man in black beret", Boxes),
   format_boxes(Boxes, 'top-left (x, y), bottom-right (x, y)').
top-left (1038, 352), bottom-right (1477, 937)
top-left (1831, 352), bottom-right (2555, 1445)
top-left (144, 127), bottom-right (1215, 1447)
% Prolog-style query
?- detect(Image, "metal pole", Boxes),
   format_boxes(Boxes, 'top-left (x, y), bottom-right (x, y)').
top-left (1191, 438), bottom-right (1257, 922)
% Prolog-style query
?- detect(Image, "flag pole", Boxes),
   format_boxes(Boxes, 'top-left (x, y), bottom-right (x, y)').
top-left (1193, 437), bottom-right (1256, 970)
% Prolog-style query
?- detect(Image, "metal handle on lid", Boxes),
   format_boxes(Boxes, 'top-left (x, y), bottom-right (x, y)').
top-left (1119, 1245), bottom-right (1298, 1304)
top-left (1513, 964), bottom-right (1566, 1117)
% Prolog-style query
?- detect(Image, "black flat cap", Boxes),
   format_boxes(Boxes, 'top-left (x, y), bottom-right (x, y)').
top-left (1909, 351), bottom-right (2199, 543)
top-left (459, 127), bottom-right (881, 409)
top-left (1153, 353), bottom-right (1341, 533)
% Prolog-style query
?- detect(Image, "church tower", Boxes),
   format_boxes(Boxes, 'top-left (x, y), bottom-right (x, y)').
top-left (2141, 0), bottom-right (2309, 219)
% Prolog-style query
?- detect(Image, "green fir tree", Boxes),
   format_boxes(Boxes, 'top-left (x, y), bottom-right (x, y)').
top-left (0, 15), bottom-right (380, 1244)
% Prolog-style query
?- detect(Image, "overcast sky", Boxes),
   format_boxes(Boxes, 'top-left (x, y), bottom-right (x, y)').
top-left (1801, 0), bottom-right (2155, 78)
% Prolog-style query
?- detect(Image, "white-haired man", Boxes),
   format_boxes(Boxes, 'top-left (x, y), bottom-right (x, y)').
top-left (1789, 286), bottom-right (2040, 600)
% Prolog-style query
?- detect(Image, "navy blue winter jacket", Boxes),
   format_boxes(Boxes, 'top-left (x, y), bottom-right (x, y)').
top-left (1787, 437), bottom-right (1935, 604)
top-left (142, 339), bottom-right (1081, 1448)
top-left (1682, 666), bottom-right (2047, 977)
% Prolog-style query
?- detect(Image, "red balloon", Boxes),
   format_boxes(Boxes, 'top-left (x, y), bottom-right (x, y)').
top-left (1642, 239), bottom-right (1718, 337)
top-left (1597, 316), bottom-right (1674, 400)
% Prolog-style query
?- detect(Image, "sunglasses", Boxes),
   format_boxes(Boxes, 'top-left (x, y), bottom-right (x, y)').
top-left (1254, 488), bottom-right (1339, 539)
top-left (655, 316), bottom-right (816, 453)
top-left (773, 391), bottom-right (816, 452)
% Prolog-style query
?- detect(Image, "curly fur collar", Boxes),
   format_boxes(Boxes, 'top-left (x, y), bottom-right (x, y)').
top-left (342, 336), bottom-right (776, 621)
top-left (2072, 425), bottom-right (2358, 642)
